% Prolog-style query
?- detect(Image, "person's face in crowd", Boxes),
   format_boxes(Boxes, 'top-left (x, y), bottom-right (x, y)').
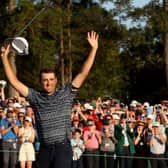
top-left (88, 123), bottom-right (96, 131)
top-left (18, 113), bottom-right (25, 123)
top-left (24, 119), bottom-right (32, 127)
top-left (14, 107), bottom-right (21, 114)
top-left (106, 116), bottom-right (113, 124)
top-left (7, 110), bottom-right (13, 118)
top-left (7, 99), bottom-right (14, 107)
top-left (72, 120), bottom-right (79, 127)
top-left (73, 131), bottom-right (81, 140)
top-left (40, 72), bottom-right (57, 95)
top-left (13, 112), bottom-right (17, 119)
top-left (146, 118), bottom-right (153, 125)
top-left (0, 110), bottom-right (5, 118)
top-left (156, 115), bottom-right (161, 123)
top-left (152, 126), bottom-right (160, 135)
top-left (113, 119), bottom-right (120, 125)
top-left (137, 125), bottom-right (144, 133)
top-left (121, 117), bottom-right (127, 124)
top-left (26, 106), bottom-right (34, 117)
top-left (127, 121), bottom-right (134, 128)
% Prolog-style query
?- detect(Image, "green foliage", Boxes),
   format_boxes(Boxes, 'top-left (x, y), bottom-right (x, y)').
top-left (1, 0), bottom-right (167, 104)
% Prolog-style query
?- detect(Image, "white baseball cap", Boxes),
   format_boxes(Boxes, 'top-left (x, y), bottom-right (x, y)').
top-left (25, 116), bottom-right (32, 123)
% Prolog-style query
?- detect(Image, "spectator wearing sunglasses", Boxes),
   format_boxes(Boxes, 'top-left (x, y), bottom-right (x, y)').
top-left (0, 107), bottom-right (20, 168)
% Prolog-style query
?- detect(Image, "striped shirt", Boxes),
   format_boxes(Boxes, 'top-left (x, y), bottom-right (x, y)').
top-left (27, 83), bottom-right (77, 145)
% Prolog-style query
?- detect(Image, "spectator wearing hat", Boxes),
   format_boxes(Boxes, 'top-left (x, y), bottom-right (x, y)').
top-left (145, 114), bottom-right (154, 146)
top-left (114, 113), bottom-right (135, 168)
top-left (71, 116), bottom-right (81, 134)
top-left (1, 31), bottom-right (99, 168)
top-left (113, 114), bottom-right (120, 126)
top-left (18, 108), bottom-right (26, 127)
top-left (83, 120), bottom-right (101, 168)
top-left (13, 102), bottom-right (22, 116)
top-left (100, 119), bottom-right (117, 168)
top-left (105, 114), bottom-right (115, 130)
top-left (70, 128), bottom-right (85, 168)
top-left (0, 107), bottom-right (20, 168)
top-left (18, 116), bottom-right (35, 168)
top-left (143, 102), bottom-right (150, 114)
top-left (133, 120), bottom-right (148, 168)
top-left (149, 122), bottom-right (167, 168)
top-left (25, 106), bottom-right (35, 126)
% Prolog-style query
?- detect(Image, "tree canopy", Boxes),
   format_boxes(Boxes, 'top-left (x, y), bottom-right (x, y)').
top-left (0, 0), bottom-right (168, 104)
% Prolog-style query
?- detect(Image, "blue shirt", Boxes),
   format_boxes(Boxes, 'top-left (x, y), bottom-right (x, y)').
top-left (0, 117), bottom-right (20, 140)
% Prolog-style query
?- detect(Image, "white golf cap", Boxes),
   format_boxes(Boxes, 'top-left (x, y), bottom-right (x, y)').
top-left (24, 116), bottom-right (32, 123)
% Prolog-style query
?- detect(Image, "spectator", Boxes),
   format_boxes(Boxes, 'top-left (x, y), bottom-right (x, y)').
top-left (18, 108), bottom-right (26, 127)
top-left (83, 120), bottom-right (101, 168)
top-left (0, 106), bottom-right (6, 166)
top-left (0, 106), bottom-right (7, 120)
top-left (18, 116), bottom-right (35, 168)
top-left (112, 114), bottom-right (120, 126)
top-left (1, 31), bottom-right (98, 168)
top-left (7, 98), bottom-right (15, 108)
top-left (100, 119), bottom-right (117, 168)
top-left (114, 113), bottom-right (135, 168)
top-left (13, 102), bottom-right (22, 115)
top-left (149, 122), bottom-right (167, 168)
top-left (145, 114), bottom-right (154, 150)
top-left (25, 106), bottom-right (35, 126)
top-left (70, 128), bottom-right (85, 168)
top-left (133, 120), bottom-right (148, 168)
top-left (0, 107), bottom-right (20, 168)
top-left (71, 116), bottom-right (81, 136)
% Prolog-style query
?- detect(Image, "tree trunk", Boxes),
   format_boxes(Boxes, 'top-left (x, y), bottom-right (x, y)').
top-left (8, 0), bottom-right (18, 98)
top-left (164, 0), bottom-right (168, 86)
top-left (8, 0), bottom-right (16, 14)
top-left (60, 16), bottom-right (65, 86)
top-left (67, 2), bottom-right (72, 82)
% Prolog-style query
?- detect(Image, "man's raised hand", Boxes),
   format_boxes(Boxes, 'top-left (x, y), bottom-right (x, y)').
top-left (87, 31), bottom-right (99, 49)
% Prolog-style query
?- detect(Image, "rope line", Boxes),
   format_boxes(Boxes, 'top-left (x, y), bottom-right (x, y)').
top-left (0, 150), bottom-right (168, 160)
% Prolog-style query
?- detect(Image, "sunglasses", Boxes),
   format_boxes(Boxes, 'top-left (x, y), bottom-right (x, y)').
top-left (18, 115), bottom-right (24, 118)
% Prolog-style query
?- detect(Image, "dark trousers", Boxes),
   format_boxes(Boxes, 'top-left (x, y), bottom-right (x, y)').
top-left (36, 142), bottom-right (72, 168)
top-left (72, 157), bottom-right (83, 168)
top-left (150, 154), bottom-right (167, 168)
top-left (83, 150), bottom-right (99, 168)
top-left (1, 141), bottom-right (18, 168)
top-left (100, 151), bottom-right (115, 168)
top-left (118, 146), bottom-right (133, 168)
top-left (133, 153), bottom-right (148, 168)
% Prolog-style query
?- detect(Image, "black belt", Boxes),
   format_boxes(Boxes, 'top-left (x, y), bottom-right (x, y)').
top-left (41, 140), bottom-right (70, 148)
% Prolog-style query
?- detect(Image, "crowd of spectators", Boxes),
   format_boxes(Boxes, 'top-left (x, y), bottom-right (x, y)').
top-left (1, 81), bottom-right (168, 168)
